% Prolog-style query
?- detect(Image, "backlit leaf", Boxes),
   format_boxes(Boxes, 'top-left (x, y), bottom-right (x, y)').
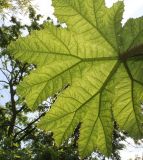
top-left (8, 0), bottom-right (143, 157)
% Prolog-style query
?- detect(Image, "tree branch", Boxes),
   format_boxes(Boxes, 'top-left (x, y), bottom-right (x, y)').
top-left (0, 80), bottom-right (9, 84)
top-left (8, 80), bottom-right (17, 136)
top-left (15, 127), bottom-right (36, 143)
top-left (14, 111), bottom-right (46, 140)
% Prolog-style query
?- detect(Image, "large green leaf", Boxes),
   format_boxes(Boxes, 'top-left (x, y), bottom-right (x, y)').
top-left (8, 0), bottom-right (143, 157)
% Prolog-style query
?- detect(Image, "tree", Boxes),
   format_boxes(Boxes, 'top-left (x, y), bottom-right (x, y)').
top-left (0, 0), bottom-right (36, 23)
top-left (0, 8), bottom-right (46, 159)
top-left (0, 0), bottom-right (32, 12)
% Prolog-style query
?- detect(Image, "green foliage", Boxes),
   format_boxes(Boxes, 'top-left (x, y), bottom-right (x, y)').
top-left (0, 0), bottom-right (32, 12)
top-left (8, 0), bottom-right (143, 157)
top-left (0, 0), bottom-right (11, 11)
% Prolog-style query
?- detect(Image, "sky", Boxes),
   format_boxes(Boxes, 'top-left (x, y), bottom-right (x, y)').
top-left (1, 0), bottom-right (143, 159)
